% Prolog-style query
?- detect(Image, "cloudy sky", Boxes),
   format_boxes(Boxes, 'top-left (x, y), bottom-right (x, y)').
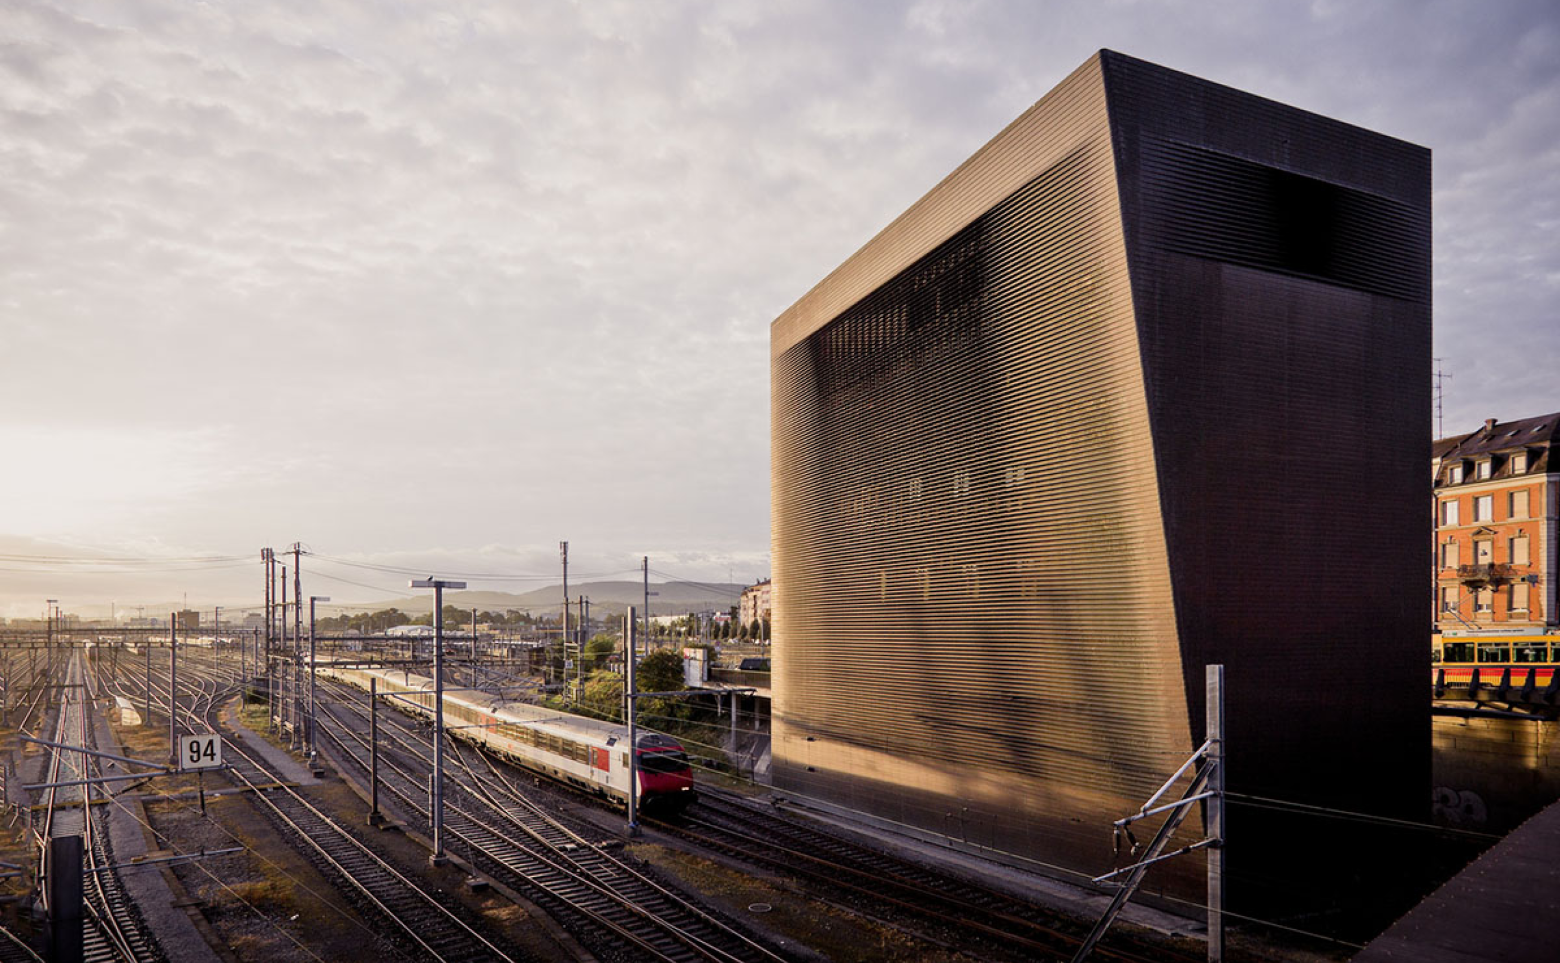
top-left (2, 0), bottom-right (1556, 618)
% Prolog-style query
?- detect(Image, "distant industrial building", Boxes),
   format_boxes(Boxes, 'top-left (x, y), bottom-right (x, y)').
top-left (770, 49), bottom-right (1430, 918)
top-left (1434, 413), bottom-right (1558, 632)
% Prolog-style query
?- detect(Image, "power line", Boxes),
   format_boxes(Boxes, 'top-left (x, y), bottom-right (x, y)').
top-left (306, 552), bottom-right (635, 583)
top-left (646, 568), bottom-right (744, 597)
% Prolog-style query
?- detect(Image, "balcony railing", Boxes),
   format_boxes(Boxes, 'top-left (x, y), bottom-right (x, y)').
top-left (1457, 563), bottom-right (1516, 587)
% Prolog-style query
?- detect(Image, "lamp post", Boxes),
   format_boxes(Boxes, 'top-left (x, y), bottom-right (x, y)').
top-left (410, 578), bottom-right (464, 866)
top-left (308, 596), bottom-right (329, 772)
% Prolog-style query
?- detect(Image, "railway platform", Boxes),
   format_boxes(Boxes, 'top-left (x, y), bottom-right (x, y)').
top-left (1352, 794), bottom-right (1560, 962)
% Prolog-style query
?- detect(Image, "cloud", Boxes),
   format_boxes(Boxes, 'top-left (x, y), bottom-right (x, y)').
top-left (0, 0), bottom-right (1556, 610)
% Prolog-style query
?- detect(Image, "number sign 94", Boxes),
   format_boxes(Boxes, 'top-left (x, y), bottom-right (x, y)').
top-left (180, 734), bottom-right (223, 771)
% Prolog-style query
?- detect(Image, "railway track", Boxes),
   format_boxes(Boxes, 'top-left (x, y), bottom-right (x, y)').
top-left (102, 647), bottom-right (1212, 963)
top-left (314, 677), bottom-right (790, 963)
top-left (39, 654), bottom-right (163, 963)
top-left (318, 667), bottom-right (1210, 963)
top-left (103, 653), bottom-right (520, 963)
top-left (9, 647), bottom-right (59, 737)
top-left (654, 788), bottom-right (1207, 963)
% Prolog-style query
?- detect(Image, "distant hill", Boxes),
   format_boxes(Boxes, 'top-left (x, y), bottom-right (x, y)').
top-left (354, 581), bottom-right (745, 619)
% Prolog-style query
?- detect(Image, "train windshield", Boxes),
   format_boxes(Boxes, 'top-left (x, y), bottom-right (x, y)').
top-left (638, 749), bottom-right (689, 773)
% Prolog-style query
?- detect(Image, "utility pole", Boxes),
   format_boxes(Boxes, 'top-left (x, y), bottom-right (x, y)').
top-left (471, 607), bottom-right (478, 682)
top-left (410, 577), bottom-right (465, 866)
top-left (368, 677), bottom-right (383, 826)
top-left (643, 556), bottom-right (655, 646)
top-left (559, 541), bottom-right (569, 653)
top-left (292, 543), bottom-right (302, 663)
top-left (1071, 665), bottom-right (1226, 963)
top-left (292, 543), bottom-right (302, 747)
top-left (625, 606), bottom-right (640, 838)
top-left (308, 596), bottom-right (329, 771)
top-left (46, 601), bottom-right (56, 683)
top-left (1433, 358), bottom-right (1452, 440)
top-left (261, 549), bottom-right (271, 677)
top-left (280, 566), bottom-right (289, 740)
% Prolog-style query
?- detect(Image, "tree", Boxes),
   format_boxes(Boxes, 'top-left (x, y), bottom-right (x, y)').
top-left (750, 619), bottom-right (762, 639)
top-left (761, 618), bottom-right (771, 642)
top-left (637, 648), bottom-right (685, 695)
top-left (737, 622), bottom-right (749, 640)
top-left (582, 633), bottom-right (617, 673)
top-left (578, 669), bottom-right (623, 720)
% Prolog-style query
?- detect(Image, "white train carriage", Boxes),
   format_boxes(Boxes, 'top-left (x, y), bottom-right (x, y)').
top-left (319, 662), bottom-right (694, 807)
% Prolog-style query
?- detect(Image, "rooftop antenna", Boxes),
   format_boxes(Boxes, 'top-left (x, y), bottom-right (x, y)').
top-left (1433, 358), bottom-right (1452, 439)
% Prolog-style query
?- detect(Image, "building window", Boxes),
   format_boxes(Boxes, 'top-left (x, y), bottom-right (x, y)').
top-left (1475, 540), bottom-right (1493, 565)
top-left (1440, 586), bottom-right (1459, 612)
top-left (1474, 589), bottom-right (1493, 614)
top-left (1511, 535), bottom-right (1530, 565)
top-left (1441, 540), bottom-right (1458, 569)
top-left (1473, 494), bottom-right (1493, 522)
top-left (959, 563), bottom-right (979, 598)
top-left (1510, 489), bottom-right (1529, 519)
top-left (1440, 500), bottom-right (1460, 526)
top-left (1511, 451), bottom-right (1528, 473)
top-left (1476, 459), bottom-right (1492, 479)
top-left (1449, 463), bottom-right (1464, 484)
top-left (1510, 581), bottom-right (1530, 614)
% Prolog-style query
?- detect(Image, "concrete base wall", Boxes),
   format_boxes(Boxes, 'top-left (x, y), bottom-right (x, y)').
top-left (1432, 713), bottom-right (1560, 834)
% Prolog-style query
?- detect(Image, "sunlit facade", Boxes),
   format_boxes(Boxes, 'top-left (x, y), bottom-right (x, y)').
top-left (771, 50), bottom-right (1430, 909)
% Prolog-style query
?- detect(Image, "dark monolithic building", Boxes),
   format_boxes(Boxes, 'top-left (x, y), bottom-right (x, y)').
top-left (770, 50), bottom-right (1430, 920)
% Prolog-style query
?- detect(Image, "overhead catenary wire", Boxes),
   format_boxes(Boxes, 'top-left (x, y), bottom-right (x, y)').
top-left (306, 552), bottom-right (638, 583)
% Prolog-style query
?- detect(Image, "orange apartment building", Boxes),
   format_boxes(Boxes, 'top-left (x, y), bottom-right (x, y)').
top-left (1433, 413), bottom-right (1559, 633)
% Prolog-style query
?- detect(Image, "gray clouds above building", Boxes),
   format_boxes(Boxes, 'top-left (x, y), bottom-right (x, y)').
top-left (0, 0), bottom-right (1554, 610)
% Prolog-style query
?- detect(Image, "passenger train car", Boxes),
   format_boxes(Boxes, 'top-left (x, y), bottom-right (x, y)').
top-left (1432, 635), bottom-right (1559, 690)
top-left (319, 662), bottom-right (695, 809)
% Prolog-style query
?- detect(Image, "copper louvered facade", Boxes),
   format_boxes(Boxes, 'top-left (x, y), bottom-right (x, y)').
top-left (771, 50), bottom-right (1429, 916)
